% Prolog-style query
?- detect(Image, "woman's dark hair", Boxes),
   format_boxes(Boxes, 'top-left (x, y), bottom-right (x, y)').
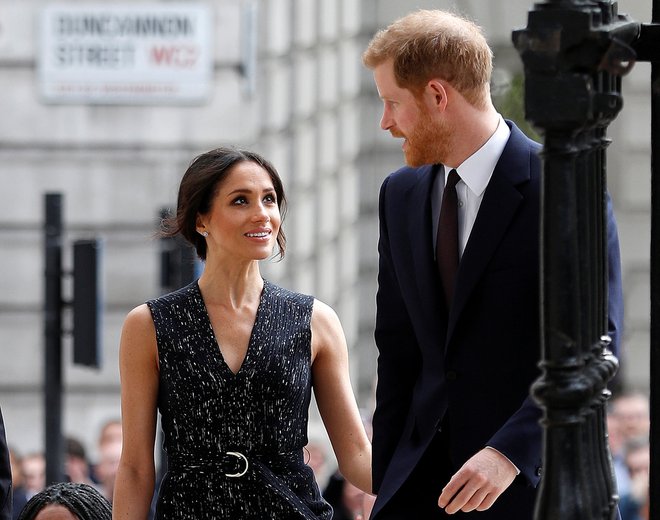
top-left (163, 147), bottom-right (287, 260)
top-left (17, 482), bottom-right (112, 520)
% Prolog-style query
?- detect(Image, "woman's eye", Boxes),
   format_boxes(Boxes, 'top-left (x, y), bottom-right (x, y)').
top-left (264, 194), bottom-right (276, 204)
top-left (232, 196), bottom-right (247, 205)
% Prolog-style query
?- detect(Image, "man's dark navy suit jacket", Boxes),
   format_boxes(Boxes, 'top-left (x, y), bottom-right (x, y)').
top-left (370, 121), bottom-right (624, 519)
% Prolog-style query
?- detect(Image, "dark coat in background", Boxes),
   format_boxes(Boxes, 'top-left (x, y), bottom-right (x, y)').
top-left (0, 408), bottom-right (12, 520)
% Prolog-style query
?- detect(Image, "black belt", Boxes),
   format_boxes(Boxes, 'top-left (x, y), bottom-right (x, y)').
top-left (168, 449), bottom-right (301, 479)
top-left (166, 449), bottom-right (324, 520)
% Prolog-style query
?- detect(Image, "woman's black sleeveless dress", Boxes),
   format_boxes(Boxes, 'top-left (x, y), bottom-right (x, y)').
top-left (146, 279), bottom-right (333, 519)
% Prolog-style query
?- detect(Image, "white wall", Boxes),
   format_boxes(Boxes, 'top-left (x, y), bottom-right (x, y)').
top-left (0, 0), bottom-right (652, 468)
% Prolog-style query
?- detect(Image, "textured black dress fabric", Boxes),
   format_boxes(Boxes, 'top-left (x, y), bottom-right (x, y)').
top-left (147, 280), bottom-right (332, 519)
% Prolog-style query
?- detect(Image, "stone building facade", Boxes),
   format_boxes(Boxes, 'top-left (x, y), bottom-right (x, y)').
top-left (0, 0), bottom-right (652, 465)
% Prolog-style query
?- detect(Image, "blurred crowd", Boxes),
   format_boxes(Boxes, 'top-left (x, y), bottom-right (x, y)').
top-left (307, 392), bottom-right (652, 520)
top-left (607, 391), bottom-right (651, 520)
top-left (4, 390), bottom-right (650, 520)
top-left (8, 419), bottom-right (122, 520)
top-left (8, 415), bottom-right (378, 520)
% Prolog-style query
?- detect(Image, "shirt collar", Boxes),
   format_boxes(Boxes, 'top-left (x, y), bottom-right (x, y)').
top-left (447, 115), bottom-right (510, 197)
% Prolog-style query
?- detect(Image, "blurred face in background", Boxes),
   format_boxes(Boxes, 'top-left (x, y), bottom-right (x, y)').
top-left (98, 421), bottom-right (122, 449)
top-left (96, 441), bottom-right (122, 502)
top-left (612, 394), bottom-right (650, 440)
top-left (22, 453), bottom-right (45, 495)
top-left (626, 444), bottom-right (650, 479)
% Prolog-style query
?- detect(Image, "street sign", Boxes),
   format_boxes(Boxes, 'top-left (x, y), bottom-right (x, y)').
top-left (39, 3), bottom-right (213, 104)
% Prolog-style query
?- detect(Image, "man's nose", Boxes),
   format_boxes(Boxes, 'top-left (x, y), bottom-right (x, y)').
top-left (380, 106), bottom-right (392, 130)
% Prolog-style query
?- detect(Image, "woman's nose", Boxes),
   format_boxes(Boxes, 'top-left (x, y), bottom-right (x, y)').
top-left (252, 203), bottom-right (270, 222)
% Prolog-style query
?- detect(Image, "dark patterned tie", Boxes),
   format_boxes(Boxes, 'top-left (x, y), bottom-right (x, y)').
top-left (436, 169), bottom-right (460, 306)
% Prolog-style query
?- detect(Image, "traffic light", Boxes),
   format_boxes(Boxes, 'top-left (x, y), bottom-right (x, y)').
top-left (72, 239), bottom-right (103, 368)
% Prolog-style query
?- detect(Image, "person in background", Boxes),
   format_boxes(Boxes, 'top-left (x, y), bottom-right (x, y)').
top-left (610, 392), bottom-right (650, 443)
top-left (618, 436), bottom-right (650, 520)
top-left (16, 482), bottom-right (111, 520)
top-left (64, 438), bottom-right (95, 487)
top-left (95, 441), bottom-right (122, 504)
top-left (113, 147), bottom-right (371, 519)
top-left (608, 403), bottom-right (632, 499)
top-left (0, 408), bottom-right (11, 520)
top-left (91, 420), bottom-right (123, 504)
top-left (362, 9), bottom-right (623, 519)
top-left (609, 391), bottom-right (650, 498)
top-left (96, 421), bottom-right (122, 453)
top-left (9, 449), bottom-right (28, 520)
top-left (19, 456), bottom-right (44, 502)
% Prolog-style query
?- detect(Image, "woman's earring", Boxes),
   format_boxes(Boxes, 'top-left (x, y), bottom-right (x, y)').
top-left (200, 230), bottom-right (209, 237)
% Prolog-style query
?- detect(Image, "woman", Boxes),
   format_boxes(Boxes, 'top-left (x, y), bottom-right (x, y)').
top-left (17, 482), bottom-right (111, 520)
top-left (113, 147), bottom-right (372, 519)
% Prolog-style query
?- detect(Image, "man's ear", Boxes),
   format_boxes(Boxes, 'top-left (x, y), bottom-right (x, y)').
top-left (425, 79), bottom-right (448, 112)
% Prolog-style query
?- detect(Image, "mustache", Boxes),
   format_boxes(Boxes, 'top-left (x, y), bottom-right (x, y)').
top-left (390, 129), bottom-right (405, 139)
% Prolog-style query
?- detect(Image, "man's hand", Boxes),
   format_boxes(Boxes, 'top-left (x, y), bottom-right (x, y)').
top-left (438, 448), bottom-right (517, 514)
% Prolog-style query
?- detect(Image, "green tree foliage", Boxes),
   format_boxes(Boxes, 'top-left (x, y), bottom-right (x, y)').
top-left (493, 72), bottom-right (541, 142)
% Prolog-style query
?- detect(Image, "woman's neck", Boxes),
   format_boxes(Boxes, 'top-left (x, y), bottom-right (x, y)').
top-left (197, 258), bottom-right (263, 310)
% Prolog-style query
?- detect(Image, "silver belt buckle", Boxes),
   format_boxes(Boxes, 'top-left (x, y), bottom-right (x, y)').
top-left (225, 451), bottom-right (249, 478)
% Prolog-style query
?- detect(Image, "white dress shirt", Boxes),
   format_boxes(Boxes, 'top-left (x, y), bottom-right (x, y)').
top-left (432, 115), bottom-right (511, 258)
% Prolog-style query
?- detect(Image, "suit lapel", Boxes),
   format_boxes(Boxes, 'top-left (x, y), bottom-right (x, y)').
top-left (404, 164), bottom-right (448, 322)
top-left (447, 125), bottom-right (533, 341)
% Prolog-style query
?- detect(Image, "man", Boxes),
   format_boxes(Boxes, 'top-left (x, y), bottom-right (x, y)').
top-left (65, 437), bottom-right (96, 486)
top-left (95, 438), bottom-right (122, 503)
top-left (0, 408), bottom-right (12, 520)
top-left (362, 10), bottom-right (624, 519)
top-left (610, 392), bottom-right (650, 443)
top-left (618, 435), bottom-right (650, 519)
top-left (608, 391), bottom-right (650, 498)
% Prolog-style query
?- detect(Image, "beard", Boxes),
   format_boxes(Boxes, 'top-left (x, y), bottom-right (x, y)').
top-left (400, 108), bottom-right (453, 167)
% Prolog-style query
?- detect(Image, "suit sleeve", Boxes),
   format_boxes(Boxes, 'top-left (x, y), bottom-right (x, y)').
top-left (0, 408), bottom-right (12, 520)
top-left (487, 396), bottom-right (542, 487)
top-left (487, 192), bottom-right (625, 487)
top-left (371, 176), bottom-right (422, 493)
top-left (605, 194), bottom-right (624, 357)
